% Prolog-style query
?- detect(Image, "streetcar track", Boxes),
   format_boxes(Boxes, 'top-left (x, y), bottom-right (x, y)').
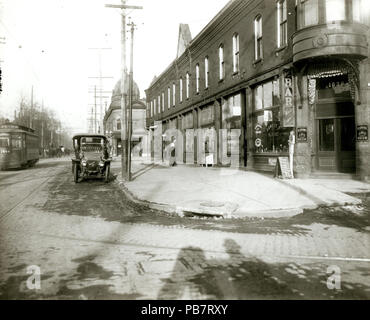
top-left (0, 165), bottom-right (66, 222)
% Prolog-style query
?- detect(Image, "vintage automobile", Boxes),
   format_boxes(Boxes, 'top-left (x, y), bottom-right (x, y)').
top-left (71, 134), bottom-right (111, 183)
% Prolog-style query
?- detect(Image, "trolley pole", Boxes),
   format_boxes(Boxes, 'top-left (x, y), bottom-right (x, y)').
top-left (105, 1), bottom-right (142, 181)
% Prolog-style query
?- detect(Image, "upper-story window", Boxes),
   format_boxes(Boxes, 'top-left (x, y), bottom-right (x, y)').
top-left (232, 33), bottom-right (240, 73)
top-left (158, 95), bottom-right (161, 113)
top-left (300, 0), bottom-right (318, 27)
top-left (172, 83), bottom-right (176, 106)
top-left (254, 15), bottom-right (263, 60)
top-left (219, 44), bottom-right (224, 80)
top-left (326, 0), bottom-right (346, 22)
top-left (277, 0), bottom-right (288, 48)
top-left (195, 64), bottom-right (200, 93)
top-left (168, 87), bottom-right (171, 109)
top-left (150, 101), bottom-right (153, 117)
top-left (116, 118), bottom-right (121, 131)
top-left (153, 99), bottom-right (156, 115)
top-left (353, 0), bottom-right (362, 22)
top-left (205, 57), bottom-right (209, 89)
top-left (186, 72), bottom-right (190, 99)
top-left (179, 77), bottom-right (183, 102)
top-left (161, 92), bottom-right (165, 112)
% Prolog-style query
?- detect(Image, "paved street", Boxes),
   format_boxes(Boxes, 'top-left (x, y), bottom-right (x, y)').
top-left (0, 158), bottom-right (369, 300)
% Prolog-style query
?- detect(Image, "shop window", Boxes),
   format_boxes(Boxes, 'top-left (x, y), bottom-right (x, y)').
top-left (253, 78), bottom-right (292, 153)
top-left (232, 33), bottom-right (240, 73)
top-left (300, 0), bottom-right (318, 27)
top-left (277, 0), bottom-right (288, 47)
top-left (325, 0), bottom-right (346, 22)
top-left (254, 15), bottom-right (263, 60)
top-left (222, 94), bottom-right (242, 155)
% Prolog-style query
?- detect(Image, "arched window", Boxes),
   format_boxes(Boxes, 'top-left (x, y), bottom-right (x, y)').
top-left (219, 44), bottom-right (224, 80)
top-left (172, 83), bottom-right (176, 106)
top-left (179, 77), bottom-right (183, 102)
top-left (205, 56), bottom-right (209, 89)
top-left (186, 72), bottom-right (190, 99)
top-left (232, 33), bottom-right (240, 73)
top-left (195, 64), bottom-right (200, 93)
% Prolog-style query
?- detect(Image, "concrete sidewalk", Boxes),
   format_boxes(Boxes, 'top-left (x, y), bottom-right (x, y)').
top-left (111, 158), bottom-right (370, 218)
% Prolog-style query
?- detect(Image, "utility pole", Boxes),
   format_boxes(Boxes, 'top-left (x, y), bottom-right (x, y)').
top-left (127, 21), bottom-right (136, 181)
top-left (105, 1), bottom-right (143, 181)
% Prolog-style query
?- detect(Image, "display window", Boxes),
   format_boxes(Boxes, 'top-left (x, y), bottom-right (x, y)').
top-left (253, 78), bottom-right (292, 153)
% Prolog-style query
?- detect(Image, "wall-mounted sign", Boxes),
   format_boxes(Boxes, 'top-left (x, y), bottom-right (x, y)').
top-left (297, 127), bottom-right (308, 142)
top-left (357, 125), bottom-right (368, 142)
top-left (283, 74), bottom-right (295, 127)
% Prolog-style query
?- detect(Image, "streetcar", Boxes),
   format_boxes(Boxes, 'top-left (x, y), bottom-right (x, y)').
top-left (0, 123), bottom-right (39, 170)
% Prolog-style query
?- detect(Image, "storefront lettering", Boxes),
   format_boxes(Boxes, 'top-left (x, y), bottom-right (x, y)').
top-left (283, 75), bottom-right (295, 127)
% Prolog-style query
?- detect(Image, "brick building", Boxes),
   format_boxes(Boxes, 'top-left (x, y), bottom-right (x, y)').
top-left (145, 0), bottom-right (370, 181)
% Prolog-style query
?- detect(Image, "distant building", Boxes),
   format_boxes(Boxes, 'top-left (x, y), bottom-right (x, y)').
top-left (146, 0), bottom-right (370, 181)
top-left (103, 74), bottom-right (148, 157)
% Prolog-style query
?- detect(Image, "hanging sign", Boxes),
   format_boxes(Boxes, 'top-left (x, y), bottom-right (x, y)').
top-left (357, 125), bottom-right (368, 142)
top-left (283, 74), bottom-right (295, 127)
top-left (297, 127), bottom-right (308, 142)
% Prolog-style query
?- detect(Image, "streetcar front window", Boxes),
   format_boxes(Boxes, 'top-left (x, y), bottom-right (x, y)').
top-left (0, 136), bottom-right (10, 153)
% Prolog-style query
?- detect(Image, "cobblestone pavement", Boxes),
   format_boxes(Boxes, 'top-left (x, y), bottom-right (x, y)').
top-left (0, 159), bottom-right (369, 299)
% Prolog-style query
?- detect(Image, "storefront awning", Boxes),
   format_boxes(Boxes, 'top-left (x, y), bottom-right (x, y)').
top-left (307, 60), bottom-right (349, 79)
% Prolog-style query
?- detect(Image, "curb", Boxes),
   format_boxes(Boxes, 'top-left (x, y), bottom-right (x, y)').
top-left (111, 169), bottom-right (364, 220)
top-left (112, 174), bottom-right (307, 219)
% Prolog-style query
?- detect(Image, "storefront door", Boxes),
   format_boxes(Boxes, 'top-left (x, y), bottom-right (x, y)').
top-left (316, 116), bottom-right (355, 173)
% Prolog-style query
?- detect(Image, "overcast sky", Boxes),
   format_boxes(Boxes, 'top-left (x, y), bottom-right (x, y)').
top-left (0, 0), bottom-right (229, 133)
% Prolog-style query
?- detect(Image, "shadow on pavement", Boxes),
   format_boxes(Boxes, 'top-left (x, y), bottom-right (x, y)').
top-left (157, 239), bottom-right (370, 300)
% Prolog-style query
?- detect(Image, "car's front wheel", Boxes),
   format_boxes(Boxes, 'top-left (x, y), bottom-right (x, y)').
top-left (73, 163), bottom-right (80, 183)
top-left (104, 164), bottom-right (110, 183)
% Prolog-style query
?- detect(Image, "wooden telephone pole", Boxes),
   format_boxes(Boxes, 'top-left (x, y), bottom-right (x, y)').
top-left (105, 1), bottom-right (143, 181)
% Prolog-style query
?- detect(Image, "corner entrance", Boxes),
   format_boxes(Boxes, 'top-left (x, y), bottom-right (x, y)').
top-left (316, 115), bottom-right (356, 173)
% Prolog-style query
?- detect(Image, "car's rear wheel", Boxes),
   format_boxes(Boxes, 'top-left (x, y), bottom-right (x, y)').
top-left (104, 164), bottom-right (110, 183)
top-left (74, 163), bottom-right (79, 183)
